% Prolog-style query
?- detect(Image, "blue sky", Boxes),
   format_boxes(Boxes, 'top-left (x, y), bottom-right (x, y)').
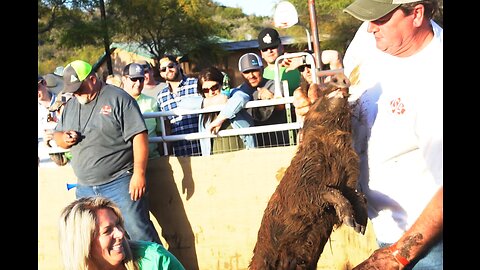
top-left (215, 0), bottom-right (280, 17)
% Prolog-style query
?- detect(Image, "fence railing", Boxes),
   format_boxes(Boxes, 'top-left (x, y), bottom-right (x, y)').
top-left (143, 96), bottom-right (301, 156)
top-left (143, 52), bottom-right (323, 156)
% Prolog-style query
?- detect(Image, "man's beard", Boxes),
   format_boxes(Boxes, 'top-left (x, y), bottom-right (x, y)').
top-left (76, 95), bottom-right (90, 105)
top-left (166, 69), bottom-right (180, 81)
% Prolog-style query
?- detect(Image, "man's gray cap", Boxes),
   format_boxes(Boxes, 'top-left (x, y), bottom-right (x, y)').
top-left (238, 53), bottom-right (263, 72)
top-left (123, 63), bottom-right (145, 79)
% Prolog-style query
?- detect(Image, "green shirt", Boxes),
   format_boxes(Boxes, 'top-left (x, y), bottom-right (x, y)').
top-left (263, 65), bottom-right (301, 96)
top-left (135, 94), bottom-right (161, 159)
top-left (130, 240), bottom-right (186, 270)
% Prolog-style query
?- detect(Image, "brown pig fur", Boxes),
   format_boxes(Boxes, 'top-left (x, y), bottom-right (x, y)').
top-left (249, 74), bottom-right (368, 270)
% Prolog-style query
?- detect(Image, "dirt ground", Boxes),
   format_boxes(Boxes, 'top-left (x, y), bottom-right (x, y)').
top-left (38, 146), bottom-right (378, 270)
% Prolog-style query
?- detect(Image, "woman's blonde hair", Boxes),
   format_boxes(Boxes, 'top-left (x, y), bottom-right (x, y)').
top-left (58, 196), bottom-right (139, 270)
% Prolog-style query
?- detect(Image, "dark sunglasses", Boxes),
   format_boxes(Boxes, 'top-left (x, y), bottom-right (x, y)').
top-left (261, 46), bottom-right (277, 52)
top-left (160, 63), bottom-right (175, 72)
top-left (129, 77), bottom-right (145, 82)
top-left (202, 83), bottom-right (220, 93)
top-left (298, 65), bottom-right (311, 72)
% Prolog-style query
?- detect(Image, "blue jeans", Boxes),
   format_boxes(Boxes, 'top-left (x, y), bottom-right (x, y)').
top-left (76, 171), bottom-right (161, 244)
top-left (379, 238), bottom-right (443, 269)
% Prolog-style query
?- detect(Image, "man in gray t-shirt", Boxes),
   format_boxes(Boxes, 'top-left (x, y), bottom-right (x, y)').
top-left (53, 60), bottom-right (161, 244)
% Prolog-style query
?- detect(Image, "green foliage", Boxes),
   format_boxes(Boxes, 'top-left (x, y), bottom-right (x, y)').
top-left (216, 6), bottom-right (244, 19)
top-left (282, 0), bottom-right (358, 54)
top-left (38, 44), bottom-right (103, 75)
top-left (213, 14), bottom-right (271, 42)
top-left (38, 0), bottom-right (444, 74)
top-left (59, 16), bottom-right (104, 47)
top-left (38, 0), bottom-right (108, 72)
top-left (107, 0), bottom-right (219, 63)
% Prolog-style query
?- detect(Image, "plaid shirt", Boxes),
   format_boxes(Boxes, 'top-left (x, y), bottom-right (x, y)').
top-left (157, 76), bottom-right (201, 156)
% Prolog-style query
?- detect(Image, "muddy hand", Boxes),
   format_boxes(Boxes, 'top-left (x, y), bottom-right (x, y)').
top-left (352, 246), bottom-right (402, 270)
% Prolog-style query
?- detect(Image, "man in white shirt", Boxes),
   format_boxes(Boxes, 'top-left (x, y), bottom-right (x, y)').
top-left (342, 0), bottom-right (443, 269)
top-left (291, 0), bottom-right (442, 269)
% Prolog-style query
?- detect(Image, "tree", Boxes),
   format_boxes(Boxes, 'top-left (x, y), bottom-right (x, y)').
top-left (278, 0), bottom-right (362, 55)
top-left (38, 0), bottom-right (443, 74)
top-left (38, 0), bottom-right (107, 74)
top-left (107, 0), bottom-right (223, 70)
top-left (39, 0), bottom-right (278, 73)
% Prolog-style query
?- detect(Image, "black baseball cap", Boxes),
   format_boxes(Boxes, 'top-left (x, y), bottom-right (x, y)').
top-left (257, 27), bottom-right (281, 51)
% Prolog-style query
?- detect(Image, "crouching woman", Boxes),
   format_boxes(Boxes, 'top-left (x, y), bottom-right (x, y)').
top-left (58, 196), bottom-right (186, 270)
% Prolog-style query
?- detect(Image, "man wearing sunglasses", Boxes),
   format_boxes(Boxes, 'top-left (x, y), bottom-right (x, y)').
top-left (208, 53), bottom-right (288, 148)
top-left (52, 60), bottom-right (162, 245)
top-left (257, 27), bottom-right (301, 97)
top-left (122, 63), bottom-right (162, 159)
top-left (156, 55), bottom-right (201, 156)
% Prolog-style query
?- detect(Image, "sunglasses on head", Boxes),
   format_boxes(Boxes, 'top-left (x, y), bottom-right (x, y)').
top-left (298, 64), bottom-right (311, 72)
top-left (160, 63), bottom-right (175, 72)
top-left (202, 83), bottom-right (220, 93)
top-left (129, 77), bottom-right (144, 82)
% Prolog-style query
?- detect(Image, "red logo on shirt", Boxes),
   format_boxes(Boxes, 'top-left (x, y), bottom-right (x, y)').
top-left (100, 105), bottom-right (112, 115)
top-left (390, 97), bottom-right (405, 115)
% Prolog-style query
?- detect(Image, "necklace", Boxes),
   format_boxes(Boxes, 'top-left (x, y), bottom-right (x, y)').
top-left (77, 90), bottom-right (100, 134)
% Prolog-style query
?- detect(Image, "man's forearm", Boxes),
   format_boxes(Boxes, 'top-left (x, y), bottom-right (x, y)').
top-left (132, 131), bottom-right (149, 176)
top-left (393, 186), bottom-right (443, 263)
top-left (219, 92), bottom-right (249, 119)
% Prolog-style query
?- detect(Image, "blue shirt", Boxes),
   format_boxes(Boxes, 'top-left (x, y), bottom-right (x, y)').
top-left (225, 78), bottom-right (276, 122)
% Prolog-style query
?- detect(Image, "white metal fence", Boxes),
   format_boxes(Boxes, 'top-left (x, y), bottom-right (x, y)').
top-left (143, 96), bottom-right (301, 156)
top-left (143, 51), bottom-right (321, 156)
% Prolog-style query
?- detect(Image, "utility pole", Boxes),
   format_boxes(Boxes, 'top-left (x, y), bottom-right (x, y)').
top-left (307, 0), bottom-right (322, 75)
top-left (99, 0), bottom-right (113, 75)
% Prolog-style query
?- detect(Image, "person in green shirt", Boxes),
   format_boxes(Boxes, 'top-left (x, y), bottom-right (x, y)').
top-left (59, 196), bottom-right (186, 270)
top-left (257, 27), bottom-right (301, 97)
top-left (121, 63), bottom-right (163, 159)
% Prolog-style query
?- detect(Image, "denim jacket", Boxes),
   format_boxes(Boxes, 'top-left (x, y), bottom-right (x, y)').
top-left (224, 79), bottom-right (276, 122)
top-left (178, 95), bottom-right (255, 155)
